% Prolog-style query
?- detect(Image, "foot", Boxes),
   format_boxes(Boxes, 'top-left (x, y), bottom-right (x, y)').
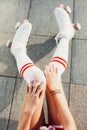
top-left (55, 5), bottom-right (75, 43)
top-left (11, 20), bottom-right (32, 58)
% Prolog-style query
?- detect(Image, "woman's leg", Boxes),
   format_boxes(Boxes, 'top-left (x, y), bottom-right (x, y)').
top-left (17, 93), bottom-right (45, 130)
top-left (30, 97), bottom-right (45, 130)
top-left (45, 64), bottom-right (77, 130)
top-left (46, 87), bottom-right (62, 125)
top-left (50, 6), bottom-right (75, 79)
top-left (29, 80), bottom-right (46, 130)
top-left (45, 5), bottom-right (75, 125)
top-left (11, 20), bottom-right (46, 129)
top-left (11, 20), bottom-right (46, 86)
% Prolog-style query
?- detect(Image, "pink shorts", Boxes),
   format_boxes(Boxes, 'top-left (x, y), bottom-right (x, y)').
top-left (39, 124), bottom-right (64, 130)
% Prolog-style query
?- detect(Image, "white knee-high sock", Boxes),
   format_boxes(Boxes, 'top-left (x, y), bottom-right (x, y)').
top-left (11, 22), bottom-right (46, 86)
top-left (16, 51), bottom-right (46, 86)
top-left (50, 6), bottom-right (75, 79)
top-left (51, 37), bottom-right (69, 79)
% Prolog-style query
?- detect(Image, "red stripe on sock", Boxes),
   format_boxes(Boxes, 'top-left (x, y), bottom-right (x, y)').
top-left (51, 60), bottom-right (66, 68)
top-left (20, 63), bottom-right (34, 76)
top-left (52, 56), bottom-right (67, 64)
top-left (21, 64), bottom-right (34, 76)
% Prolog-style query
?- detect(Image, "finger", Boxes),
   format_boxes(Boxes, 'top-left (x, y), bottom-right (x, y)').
top-left (32, 79), bottom-right (39, 93)
top-left (38, 82), bottom-right (45, 98)
top-left (25, 84), bottom-right (29, 94)
top-left (56, 67), bottom-right (58, 74)
top-left (44, 70), bottom-right (46, 77)
top-left (45, 65), bottom-right (49, 74)
top-left (53, 65), bottom-right (57, 73)
top-left (39, 91), bottom-right (44, 99)
top-left (29, 80), bottom-right (34, 93)
top-left (49, 63), bottom-right (53, 72)
top-left (27, 85), bottom-right (29, 93)
top-left (52, 64), bottom-right (55, 72)
top-left (35, 86), bottom-right (42, 97)
top-left (40, 82), bottom-right (46, 89)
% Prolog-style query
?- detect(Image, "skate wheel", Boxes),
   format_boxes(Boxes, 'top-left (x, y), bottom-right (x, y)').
top-left (65, 6), bottom-right (71, 13)
top-left (73, 23), bottom-right (81, 30)
top-left (6, 40), bottom-right (12, 48)
top-left (15, 22), bottom-right (21, 30)
top-left (58, 4), bottom-right (64, 8)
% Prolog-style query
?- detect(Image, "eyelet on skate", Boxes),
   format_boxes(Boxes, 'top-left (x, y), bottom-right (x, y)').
top-left (57, 4), bottom-right (71, 14)
top-left (6, 40), bottom-right (12, 48)
top-left (15, 22), bottom-right (21, 30)
top-left (72, 23), bottom-right (81, 30)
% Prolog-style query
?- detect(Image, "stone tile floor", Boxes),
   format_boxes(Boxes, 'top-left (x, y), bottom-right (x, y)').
top-left (0, 0), bottom-right (87, 130)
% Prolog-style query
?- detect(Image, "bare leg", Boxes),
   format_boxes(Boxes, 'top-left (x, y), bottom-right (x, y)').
top-left (46, 87), bottom-right (62, 125)
top-left (45, 64), bottom-right (77, 130)
top-left (30, 82), bottom-right (46, 130)
top-left (17, 82), bottom-right (46, 130)
top-left (30, 98), bottom-right (45, 130)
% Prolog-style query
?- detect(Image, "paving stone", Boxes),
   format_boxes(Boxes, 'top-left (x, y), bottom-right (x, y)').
top-left (0, 77), bottom-right (16, 130)
top-left (17, 35), bottom-right (71, 83)
top-left (27, 35), bottom-right (56, 65)
top-left (29, 0), bottom-right (73, 36)
top-left (71, 39), bottom-right (87, 84)
top-left (0, 0), bottom-right (31, 33)
top-left (0, 32), bottom-right (17, 77)
top-left (74, 0), bottom-right (87, 39)
top-left (69, 84), bottom-right (87, 130)
top-left (8, 78), bottom-right (25, 130)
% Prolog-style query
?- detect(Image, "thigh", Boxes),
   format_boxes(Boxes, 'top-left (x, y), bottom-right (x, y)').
top-left (30, 100), bottom-right (45, 130)
top-left (17, 94), bottom-right (45, 130)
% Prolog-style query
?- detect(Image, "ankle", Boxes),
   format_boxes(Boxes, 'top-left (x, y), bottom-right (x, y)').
top-left (11, 45), bottom-right (27, 59)
top-left (55, 33), bottom-right (70, 44)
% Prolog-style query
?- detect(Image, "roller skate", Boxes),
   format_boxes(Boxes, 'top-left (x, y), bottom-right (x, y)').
top-left (55, 4), bottom-right (81, 44)
top-left (6, 19), bottom-right (32, 56)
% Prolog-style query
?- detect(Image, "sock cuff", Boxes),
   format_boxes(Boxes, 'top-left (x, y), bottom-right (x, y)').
top-left (55, 33), bottom-right (70, 44)
top-left (20, 62), bottom-right (34, 77)
top-left (51, 56), bottom-right (67, 68)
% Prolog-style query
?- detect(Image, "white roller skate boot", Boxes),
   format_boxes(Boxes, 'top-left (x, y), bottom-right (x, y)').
top-left (11, 20), bottom-right (32, 58)
top-left (55, 4), bottom-right (81, 44)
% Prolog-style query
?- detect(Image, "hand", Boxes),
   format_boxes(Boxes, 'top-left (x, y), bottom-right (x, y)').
top-left (24, 80), bottom-right (45, 115)
top-left (44, 63), bottom-right (61, 91)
